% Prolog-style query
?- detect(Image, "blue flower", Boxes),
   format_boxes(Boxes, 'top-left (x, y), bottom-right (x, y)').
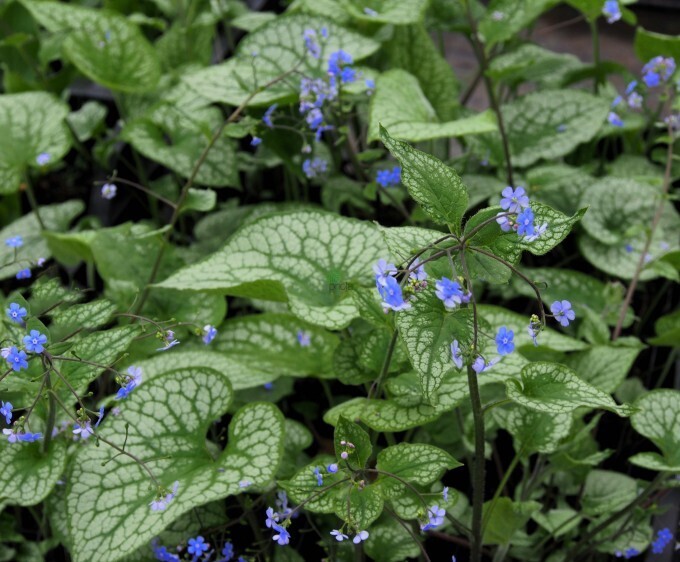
top-left (451, 340), bottom-right (463, 369)
top-left (353, 530), bottom-right (369, 544)
top-left (442, 486), bottom-right (449, 502)
top-left (376, 166), bottom-right (401, 187)
top-left (5, 236), bottom-right (23, 248)
top-left (6, 347), bottom-right (28, 371)
top-left (496, 212), bottom-right (512, 232)
top-left (651, 527), bottom-right (673, 553)
top-left (187, 536), bottom-right (209, 555)
top-left (435, 278), bottom-right (464, 310)
top-left (556, 124), bottom-right (567, 133)
top-left (36, 152), bottom-right (51, 166)
top-left (263, 104), bottom-right (277, 128)
top-left (472, 356), bottom-right (499, 374)
top-left (365, 78), bottom-right (375, 94)
top-left (377, 274), bottom-right (411, 312)
top-left (500, 186), bottom-right (529, 213)
top-left (642, 56), bottom-right (675, 87)
top-left (303, 29), bottom-right (321, 59)
top-left (623, 548), bottom-right (639, 558)
top-left (149, 481), bottom-right (179, 512)
top-left (627, 91), bottom-right (643, 109)
top-left (218, 542), bottom-right (234, 562)
top-left (1, 401), bottom-right (12, 424)
top-left (23, 330), bottom-right (47, 353)
top-left (95, 406), bottom-right (105, 427)
top-left (551, 300), bottom-right (575, 327)
top-left (152, 542), bottom-right (179, 562)
top-left (6, 303), bottom-right (27, 324)
top-left (16, 268), bottom-right (31, 280)
top-left (264, 382), bottom-right (274, 390)
top-left (313, 466), bottom-right (323, 486)
top-left (251, 136), bottom-right (262, 147)
top-left (297, 330), bottom-right (311, 346)
top-left (495, 326), bottom-right (514, 355)
top-left (524, 222), bottom-right (548, 243)
top-left (409, 258), bottom-right (427, 282)
top-left (516, 208), bottom-right (535, 237)
top-left (373, 258), bottom-right (397, 283)
top-left (328, 50), bottom-right (353, 80)
top-left (302, 157), bottom-right (328, 179)
top-left (364, 7), bottom-right (378, 16)
top-left (18, 431), bottom-right (42, 442)
top-left (527, 315), bottom-right (541, 346)
top-left (265, 506), bottom-right (279, 528)
top-left (327, 463), bottom-right (338, 473)
top-left (272, 523), bottom-right (290, 546)
top-left (73, 420), bottom-right (94, 440)
top-left (157, 330), bottom-right (179, 351)
top-left (420, 505), bottom-right (446, 531)
top-left (101, 183), bottom-right (117, 200)
top-left (330, 529), bottom-right (348, 542)
top-left (602, 0), bottom-right (621, 23)
top-left (202, 324), bottom-right (218, 345)
top-left (607, 111), bottom-right (624, 127)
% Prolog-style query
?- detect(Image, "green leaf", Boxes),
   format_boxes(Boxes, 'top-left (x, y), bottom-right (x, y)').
top-left (48, 299), bottom-right (117, 339)
top-left (518, 203), bottom-right (586, 256)
top-left (581, 470), bottom-right (638, 516)
top-left (482, 498), bottom-right (541, 545)
top-left (376, 443), bottom-right (460, 498)
top-left (337, 484), bottom-right (384, 529)
top-left (0, 201), bottom-right (85, 279)
top-left (181, 188), bottom-right (216, 213)
top-left (67, 101), bottom-right (107, 142)
top-left (386, 24), bottom-right (460, 121)
top-left (370, 70), bottom-right (496, 143)
top-left (564, 344), bottom-right (642, 394)
top-left (59, 325), bottom-right (141, 390)
top-left (343, 0), bottom-right (428, 24)
top-left (157, 210), bottom-right (389, 329)
top-left (0, 440), bottom-right (67, 508)
top-left (43, 230), bottom-right (97, 266)
top-left (177, 14), bottom-right (379, 107)
top-left (24, 1), bottom-right (160, 92)
top-left (629, 389), bottom-right (680, 470)
top-left (396, 291), bottom-right (472, 399)
top-left (479, 0), bottom-right (558, 48)
top-left (533, 508), bottom-right (581, 537)
top-left (280, 457), bottom-right (348, 513)
top-left (334, 417), bottom-right (372, 468)
top-left (212, 313), bottom-right (338, 379)
top-left (121, 105), bottom-right (239, 188)
top-left (363, 518), bottom-right (421, 562)
top-left (506, 362), bottom-right (633, 417)
top-left (0, 92), bottom-right (72, 194)
top-left (526, 164), bottom-right (594, 215)
top-left (634, 27), bottom-right (680, 63)
top-left (66, 368), bottom-right (284, 562)
top-left (491, 90), bottom-right (609, 168)
top-left (649, 310), bottom-right (680, 346)
top-left (380, 126), bottom-right (469, 231)
top-left (502, 405), bottom-right (572, 454)
top-left (487, 43), bottom-right (583, 87)
top-left (378, 224), bottom-right (449, 265)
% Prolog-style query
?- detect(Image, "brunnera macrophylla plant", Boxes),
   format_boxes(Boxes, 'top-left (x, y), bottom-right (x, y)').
top-left (1, 0), bottom-right (680, 561)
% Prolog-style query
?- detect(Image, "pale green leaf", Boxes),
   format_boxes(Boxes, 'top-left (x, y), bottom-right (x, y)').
top-left (479, 0), bottom-right (558, 47)
top-left (582, 470), bottom-right (637, 516)
top-left (487, 43), bottom-right (583, 87)
top-left (381, 126), bottom-right (469, 230)
top-left (629, 389), bottom-right (680, 469)
top-left (121, 105), bottom-right (238, 188)
top-left (507, 362), bottom-right (633, 416)
top-left (494, 90), bottom-right (609, 167)
top-left (363, 518), bottom-right (421, 562)
top-left (280, 456), bottom-right (348, 513)
top-left (157, 210), bottom-right (389, 330)
top-left (0, 92), bottom-right (72, 194)
top-left (386, 24), bottom-right (460, 120)
top-left (564, 345), bottom-right (642, 394)
top-left (336, 485), bottom-right (384, 529)
top-left (503, 406), bottom-right (572, 454)
top-left (177, 15), bottom-right (379, 107)
top-left (378, 225), bottom-right (449, 265)
top-left (0, 201), bottom-right (85, 280)
top-left (0, 440), bottom-right (67, 508)
top-left (370, 70), bottom-right (496, 143)
top-left (334, 417), bottom-right (372, 468)
top-left (48, 299), bottom-right (117, 336)
top-left (344, 0), bottom-right (428, 24)
top-left (25, 1), bottom-right (161, 92)
top-left (396, 291), bottom-right (473, 399)
top-left (67, 101), bottom-right (107, 142)
top-left (526, 164), bottom-right (594, 216)
top-left (66, 368), bottom-right (284, 562)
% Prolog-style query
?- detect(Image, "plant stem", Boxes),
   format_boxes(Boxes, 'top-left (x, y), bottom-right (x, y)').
top-left (590, 21), bottom-right (601, 94)
top-left (24, 177), bottom-right (46, 230)
top-left (481, 450), bottom-right (522, 535)
top-left (368, 330), bottom-right (398, 400)
top-left (42, 371), bottom-right (56, 453)
top-left (612, 124), bottom-right (675, 340)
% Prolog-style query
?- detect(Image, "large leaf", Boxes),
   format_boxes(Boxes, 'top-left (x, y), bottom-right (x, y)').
top-left (363, 518), bottom-right (420, 562)
top-left (0, 92), bottom-right (72, 194)
top-left (396, 291), bottom-right (473, 400)
top-left (491, 90), bottom-right (609, 167)
top-left (369, 70), bottom-right (496, 142)
top-left (564, 344), bottom-right (642, 394)
top-left (0, 440), bottom-right (67, 509)
top-left (0, 201), bottom-right (84, 280)
top-left (121, 104), bottom-right (239, 188)
top-left (176, 14), bottom-right (379, 107)
top-left (478, 0), bottom-right (558, 48)
top-left (381, 126), bottom-right (469, 231)
top-left (506, 362), bottom-right (633, 417)
top-left (65, 368), bottom-right (284, 562)
top-left (634, 28), bottom-right (680, 62)
top-left (24, 1), bottom-right (161, 92)
top-left (157, 210), bottom-right (389, 329)
top-left (629, 389), bottom-right (680, 471)
top-left (502, 405), bottom-right (572, 454)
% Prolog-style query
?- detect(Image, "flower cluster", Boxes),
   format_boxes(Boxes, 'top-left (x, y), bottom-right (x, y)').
top-left (602, 0), bottom-right (621, 24)
top-left (374, 259), bottom-right (411, 312)
top-left (376, 166), bottom-right (401, 188)
top-left (115, 365), bottom-right (143, 400)
top-left (651, 527), bottom-right (673, 554)
top-left (435, 277), bottom-right (470, 310)
top-left (495, 187), bottom-right (547, 242)
top-left (150, 481), bottom-right (179, 511)
top-left (330, 528), bottom-right (369, 544)
top-left (265, 505), bottom-right (291, 546)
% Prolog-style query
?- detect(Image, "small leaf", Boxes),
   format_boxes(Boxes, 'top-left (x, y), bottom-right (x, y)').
top-left (582, 470), bottom-right (638, 516)
top-left (482, 498), bottom-right (541, 545)
top-left (634, 27), bottom-right (680, 62)
top-left (502, 405), bottom-right (572, 454)
top-left (67, 101), bottom-right (107, 142)
top-left (649, 310), bottom-right (680, 346)
top-left (479, 0), bottom-right (558, 48)
top-left (364, 518), bottom-right (421, 562)
top-left (334, 417), bottom-right (372, 468)
top-left (506, 362), bottom-right (632, 417)
top-left (629, 389), bottom-right (680, 470)
top-left (564, 344), bottom-right (642, 393)
top-left (336, 485), bottom-right (384, 529)
top-left (344, 0), bottom-right (428, 24)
